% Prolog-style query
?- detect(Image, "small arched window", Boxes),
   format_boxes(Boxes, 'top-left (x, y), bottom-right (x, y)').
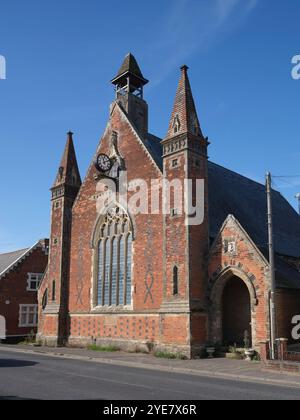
top-left (52, 281), bottom-right (56, 302)
top-left (96, 206), bottom-right (133, 307)
top-left (42, 289), bottom-right (48, 310)
top-left (173, 266), bottom-right (179, 296)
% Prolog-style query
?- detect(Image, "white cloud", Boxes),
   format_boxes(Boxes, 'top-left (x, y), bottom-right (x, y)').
top-left (216, 0), bottom-right (258, 21)
top-left (273, 177), bottom-right (300, 190)
top-left (216, 0), bottom-right (241, 21)
top-left (148, 0), bottom-right (259, 86)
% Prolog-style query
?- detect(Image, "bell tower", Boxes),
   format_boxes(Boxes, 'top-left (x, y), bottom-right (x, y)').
top-left (111, 53), bottom-right (149, 138)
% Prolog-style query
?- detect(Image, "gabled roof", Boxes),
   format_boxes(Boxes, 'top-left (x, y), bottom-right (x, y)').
top-left (0, 248), bottom-right (30, 275)
top-left (0, 240), bottom-right (49, 279)
top-left (143, 134), bottom-right (300, 259)
top-left (212, 215), bottom-right (300, 290)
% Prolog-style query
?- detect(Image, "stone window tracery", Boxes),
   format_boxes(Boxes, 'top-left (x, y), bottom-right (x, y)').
top-left (96, 206), bottom-right (133, 307)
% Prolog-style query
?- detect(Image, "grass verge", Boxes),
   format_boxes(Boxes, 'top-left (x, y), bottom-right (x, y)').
top-left (154, 351), bottom-right (187, 360)
top-left (87, 344), bottom-right (120, 352)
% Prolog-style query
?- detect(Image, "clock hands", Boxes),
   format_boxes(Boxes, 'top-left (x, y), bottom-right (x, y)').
top-left (95, 154), bottom-right (113, 173)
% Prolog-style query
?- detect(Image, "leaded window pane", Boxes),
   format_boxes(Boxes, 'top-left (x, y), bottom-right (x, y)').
top-left (97, 241), bottom-right (103, 306)
top-left (119, 236), bottom-right (125, 306)
top-left (111, 238), bottom-right (118, 306)
top-left (104, 239), bottom-right (110, 305)
top-left (126, 234), bottom-right (132, 305)
top-left (96, 206), bottom-right (132, 307)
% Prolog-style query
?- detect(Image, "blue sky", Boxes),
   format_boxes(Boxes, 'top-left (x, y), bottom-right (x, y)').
top-left (0, 0), bottom-right (299, 252)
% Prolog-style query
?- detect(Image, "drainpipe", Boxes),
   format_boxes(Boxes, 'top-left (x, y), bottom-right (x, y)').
top-left (266, 172), bottom-right (277, 360)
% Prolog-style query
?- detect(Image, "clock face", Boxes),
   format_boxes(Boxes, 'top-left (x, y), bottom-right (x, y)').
top-left (96, 154), bottom-right (112, 173)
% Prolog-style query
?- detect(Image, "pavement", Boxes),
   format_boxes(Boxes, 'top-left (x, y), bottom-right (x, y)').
top-left (1, 343), bottom-right (300, 389)
top-left (1, 347), bottom-right (300, 400)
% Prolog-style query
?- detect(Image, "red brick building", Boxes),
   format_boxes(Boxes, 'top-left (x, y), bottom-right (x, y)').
top-left (0, 240), bottom-right (48, 341)
top-left (38, 54), bottom-right (300, 357)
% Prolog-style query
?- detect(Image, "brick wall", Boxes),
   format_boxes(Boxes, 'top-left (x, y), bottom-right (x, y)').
top-left (68, 104), bottom-right (164, 315)
top-left (0, 245), bottom-right (48, 338)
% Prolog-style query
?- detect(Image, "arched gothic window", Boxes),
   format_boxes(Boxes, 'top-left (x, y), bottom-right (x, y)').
top-left (42, 289), bottom-right (48, 310)
top-left (96, 206), bottom-right (133, 307)
top-left (52, 280), bottom-right (56, 302)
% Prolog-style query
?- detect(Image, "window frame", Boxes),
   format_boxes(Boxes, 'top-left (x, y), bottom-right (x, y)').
top-left (19, 304), bottom-right (38, 328)
top-left (27, 273), bottom-right (43, 292)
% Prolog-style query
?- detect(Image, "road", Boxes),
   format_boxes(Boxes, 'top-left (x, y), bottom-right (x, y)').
top-left (0, 349), bottom-right (300, 400)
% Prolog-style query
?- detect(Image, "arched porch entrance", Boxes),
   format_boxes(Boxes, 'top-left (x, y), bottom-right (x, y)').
top-left (210, 268), bottom-right (257, 347)
top-left (222, 276), bottom-right (252, 346)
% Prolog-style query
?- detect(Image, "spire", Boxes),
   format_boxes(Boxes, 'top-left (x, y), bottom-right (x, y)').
top-left (53, 131), bottom-right (81, 189)
top-left (111, 53), bottom-right (149, 87)
top-left (165, 65), bottom-right (203, 140)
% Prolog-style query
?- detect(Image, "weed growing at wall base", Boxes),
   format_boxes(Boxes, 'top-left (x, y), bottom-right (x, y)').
top-left (0, 55), bottom-right (6, 80)
top-left (87, 344), bottom-right (120, 352)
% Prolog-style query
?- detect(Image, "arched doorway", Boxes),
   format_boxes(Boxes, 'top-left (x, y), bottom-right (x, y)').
top-left (222, 276), bottom-right (252, 347)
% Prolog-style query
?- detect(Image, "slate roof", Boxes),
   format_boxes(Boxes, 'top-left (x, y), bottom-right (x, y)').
top-left (0, 240), bottom-right (49, 279)
top-left (275, 255), bottom-right (300, 290)
top-left (0, 248), bottom-right (30, 276)
top-left (144, 133), bottom-right (300, 262)
top-left (145, 133), bottom-right (164, 169)
top-left (208, 161), bottom-right (300, 259)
